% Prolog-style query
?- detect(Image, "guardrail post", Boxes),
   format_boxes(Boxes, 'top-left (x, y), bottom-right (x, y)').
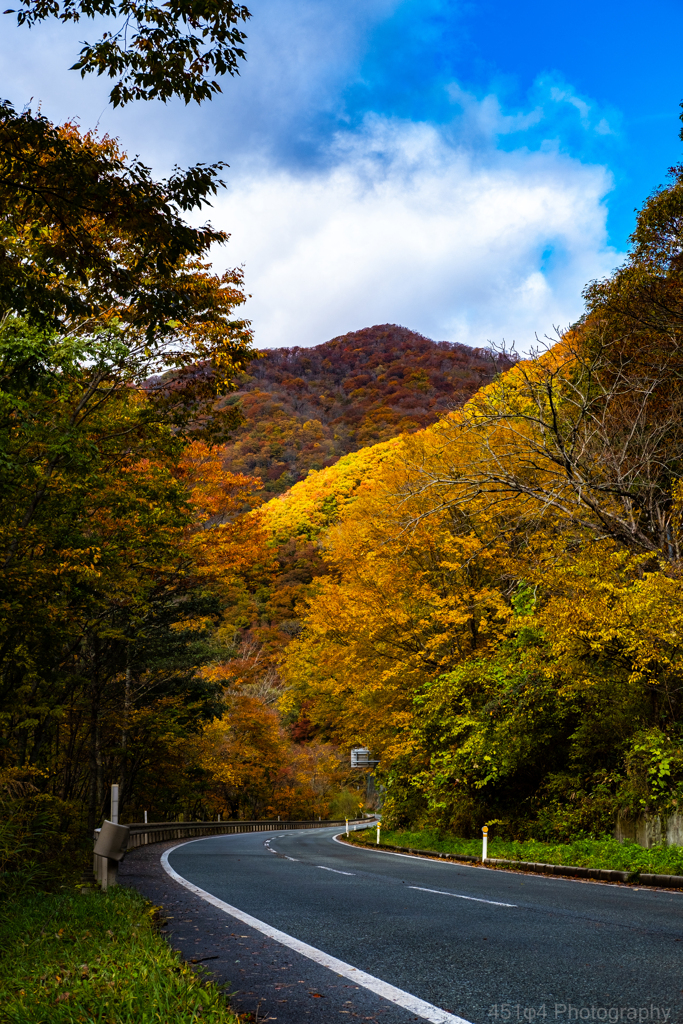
top-left (93, 829), bottom-right (102, 885)
top-left (93, 821), bottom-right (129, 890)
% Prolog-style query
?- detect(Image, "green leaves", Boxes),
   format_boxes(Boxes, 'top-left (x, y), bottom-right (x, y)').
top-left (0, 102), bottom-right (235, 333)
top-left (628, 730), bottom-right (680, 807)
top-left (0, 109), bottom-right (256, 834)
top-left (7, 0), bottom-right (251, 106)
top-left (0, 315), bottom-right (230, 828)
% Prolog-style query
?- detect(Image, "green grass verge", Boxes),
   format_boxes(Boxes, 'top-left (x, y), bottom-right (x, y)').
top-left (348, 827), bottom-right (683, 876)
top-left (0, 885), bottom-right (240, 1024)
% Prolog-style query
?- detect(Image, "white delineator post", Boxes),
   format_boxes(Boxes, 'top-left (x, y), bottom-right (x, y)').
top-left (345, 818), bottom-right (349, 837)
top-left (482, 825), bottom-right (488, 863)
top-left (376, 821), bottom-right (381, 846)
top-left (143, 810), bottom-right (148, 824)
top-left (111, 784), bottom-right (119, 825)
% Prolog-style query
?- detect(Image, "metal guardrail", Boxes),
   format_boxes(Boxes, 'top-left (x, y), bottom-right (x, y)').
top-left (123, 817), bottom-right (364, 850)
top-left (92, 817), bottom-right (373, 889)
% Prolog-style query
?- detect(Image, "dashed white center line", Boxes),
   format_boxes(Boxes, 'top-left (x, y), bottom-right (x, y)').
top-left (317, 865), bottom-right (355, 876)
top-left (409, 885), bottom-right (516, 907)
top-left (162, 847), bottom-right (471, 1024)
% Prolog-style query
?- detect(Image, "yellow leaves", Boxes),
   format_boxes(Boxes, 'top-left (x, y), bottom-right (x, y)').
top-left (51, 547), bottom-right (103, 580)
top-left (514, 531), bottom-right (683, 692)
top-left (184, 318), bottom-right (683, 824)
top-left (279, 430), bottom-right (512, 763)
top-left (258, 435), bottom-right (404, 542)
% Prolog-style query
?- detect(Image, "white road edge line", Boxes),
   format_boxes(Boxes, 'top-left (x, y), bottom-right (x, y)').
top-left (316, 865), bottom-right (355, 875)
top-left (160, 843), bottom-right (472, 1024)
top-left (331, 833), bottom-right (488, 868)
top-left (330, 834), bottom-right (683, 894)
top-left (409, 885), bottom-right (516, 908)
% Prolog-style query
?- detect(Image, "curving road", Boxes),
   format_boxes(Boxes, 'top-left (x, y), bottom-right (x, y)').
top-left (122, 826), bottom-right (683, 1024)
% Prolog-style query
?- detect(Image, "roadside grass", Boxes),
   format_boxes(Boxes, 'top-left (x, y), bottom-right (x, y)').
top-left (347, 827), bottom-right (683, 876)
top-left (0, 885), bottom-right (240, 1024)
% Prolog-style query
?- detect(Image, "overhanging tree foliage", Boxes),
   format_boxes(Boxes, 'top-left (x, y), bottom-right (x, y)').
top-left (0, 104), bottom-right (247, 347)
top-left (0, 0), bottom-right (295, 848)
top-left (5, 0), bottom-right (251, 106)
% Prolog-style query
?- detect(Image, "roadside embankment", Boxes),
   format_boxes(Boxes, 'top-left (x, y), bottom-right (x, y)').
top-left (342, 827), bottom-right (683, 888)
top-left (0, 885), bottom-right (241, 1023)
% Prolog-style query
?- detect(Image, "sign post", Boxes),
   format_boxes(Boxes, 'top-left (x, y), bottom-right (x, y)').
top-left (482, 825), bottom-right (488, 863)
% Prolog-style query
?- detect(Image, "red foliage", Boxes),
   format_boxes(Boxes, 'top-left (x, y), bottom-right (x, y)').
top-left (220, 324), bottom-right (512, 493)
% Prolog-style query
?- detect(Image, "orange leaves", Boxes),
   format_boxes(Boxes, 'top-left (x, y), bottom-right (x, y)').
top-left (181, 688), bottom-right (346, 819)
top-left (193, 697), bottom-right (284, 789)
top-left (179, 441), bottom-right (262, 525)
top-left (174, 441), bottom-right (275, 600)
top-left (279, 432), bottom-right (511, 765)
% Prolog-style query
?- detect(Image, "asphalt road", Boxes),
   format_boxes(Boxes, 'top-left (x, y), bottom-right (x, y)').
top-left (125, 827), bottom-right (683, 1024)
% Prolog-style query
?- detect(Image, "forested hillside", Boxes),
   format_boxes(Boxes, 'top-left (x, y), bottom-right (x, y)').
top-left (275, 151), bottom-right (683, 840)
top-left (218, 324), bottom-right (512, 493)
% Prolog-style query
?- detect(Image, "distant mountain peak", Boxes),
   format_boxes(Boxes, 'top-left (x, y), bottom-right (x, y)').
top-left (220, 324), bottom-right (511, 495)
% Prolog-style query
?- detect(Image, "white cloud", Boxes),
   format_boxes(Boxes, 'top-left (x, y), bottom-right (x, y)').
top-left (446, 84), bottom-right (544, 138)
top-left (211, 110), bottom-right (621, 351)
top-left (0, 7), bottom-right (623, 354)
top-left (0, 0), bottom-right (400, 170)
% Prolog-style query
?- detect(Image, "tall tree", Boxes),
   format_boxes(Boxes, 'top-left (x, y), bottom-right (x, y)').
top-left (0, 314), bottom-right (245, 826)
top-left (0, 107), bottom-right (250, 355)
top-left (0, 120), bottom-right (256, 827)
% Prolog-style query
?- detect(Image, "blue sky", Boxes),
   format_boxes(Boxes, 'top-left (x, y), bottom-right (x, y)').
top-left (2, 0), bottom-right (682, 349)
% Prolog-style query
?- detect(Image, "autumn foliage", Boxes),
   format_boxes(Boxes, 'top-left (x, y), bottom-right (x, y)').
top-left (220, 324), bottom-right (512, 495)
top-left (8, 101), bottom-right (683, 873)
top-left (275, 139), bottom-right (683, 840)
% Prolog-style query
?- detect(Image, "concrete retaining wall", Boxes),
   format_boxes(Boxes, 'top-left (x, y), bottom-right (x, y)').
top-left (615, 810), bottom-right (683, 848)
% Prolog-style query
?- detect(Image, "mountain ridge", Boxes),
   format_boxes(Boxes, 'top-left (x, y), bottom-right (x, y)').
top-left (219, 323), bottom-right (512, 494)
